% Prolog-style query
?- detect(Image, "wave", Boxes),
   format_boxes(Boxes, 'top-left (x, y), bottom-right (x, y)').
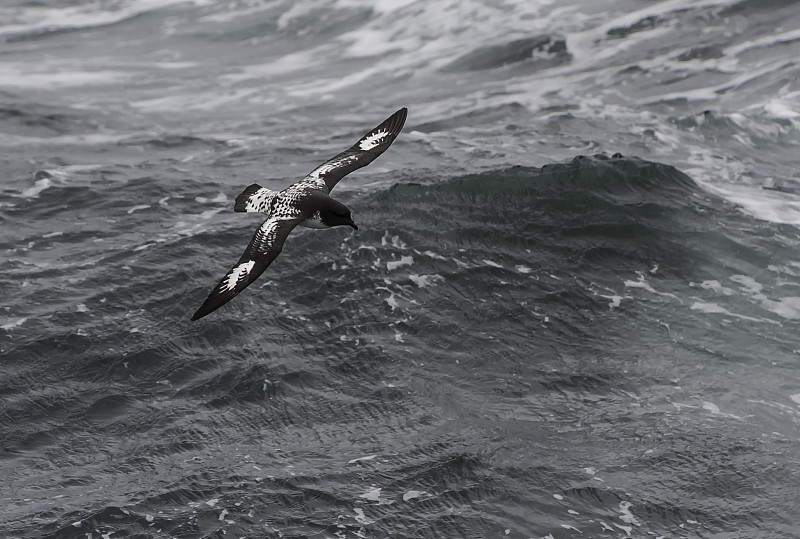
top-left (440, 35), bottom-right (571, 73)
top-left (364, 155), bottom-right (706, 279)
top-left (3, 155), bottom-right (800, 537)
top-left (0, 0), bottom-right (200, 40)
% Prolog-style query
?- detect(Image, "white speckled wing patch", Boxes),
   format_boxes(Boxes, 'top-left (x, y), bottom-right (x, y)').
top-left (306, 154), bottom-right (361, 181)
top-left (190, 213), bottom-right (304, 320)
top-left (223, 260), bottom-right (255, 291)
top-left (293, 176), bottom-right (327, 191)
top-left (301, 107), bottom-right (407, 193)
top-left (358, 129), bottom-right (389, 150)
top-left (245, 188), bottom-right (277, 212)
top-left (248, 215), bottom-right (292, 256)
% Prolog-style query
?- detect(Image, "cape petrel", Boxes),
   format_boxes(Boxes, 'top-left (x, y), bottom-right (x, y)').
top-left (191, 107), bottom-right (407, 320)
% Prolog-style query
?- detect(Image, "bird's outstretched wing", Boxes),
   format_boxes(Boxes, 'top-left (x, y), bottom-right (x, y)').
top-left (303, 107), bottom-right (407, 193)
top-left (191, 215), bottom-right (303, 320)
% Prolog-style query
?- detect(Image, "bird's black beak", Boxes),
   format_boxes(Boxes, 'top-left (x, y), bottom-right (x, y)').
top-left (349, 221), bottom-right (359, 230)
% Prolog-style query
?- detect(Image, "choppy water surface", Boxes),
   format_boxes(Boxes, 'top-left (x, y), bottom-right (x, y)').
top-left (2, 1), bottom-right (800, 537)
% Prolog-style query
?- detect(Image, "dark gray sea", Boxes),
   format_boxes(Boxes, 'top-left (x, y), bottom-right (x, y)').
top-left (3, 1), bottom-right (800, 537)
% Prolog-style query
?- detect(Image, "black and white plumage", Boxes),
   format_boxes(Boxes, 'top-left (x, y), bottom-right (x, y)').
top-left (191, 107), bottom-right (407, 321)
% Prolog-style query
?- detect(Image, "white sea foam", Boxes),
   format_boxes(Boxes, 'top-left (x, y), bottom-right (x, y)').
top-left (353, 507), bottom-right (374, 524)
top-left (0, 0), bottom-right (211, 37)
top-left (22, 178), bottom-right (52, 198)
top-left (618, 501), bottom-right (640, 526)
top-left (624, 273), bottom-right (678, 300)
top-left (1, 318), bottom-right (27, 330)
top-left (690, 301), bottom-right (732, 315)
top-left (760, 297), bottom-right (800, 320)
top-left (359, 487), bottom-right (382, 502)
top-left (387, 255), bottom-right (413, 271)
top-left (402, 490), bottom-right (426, 501)
top-left (691, 280), bottom-right (736, 296)
top-left (381, 232), bottom-right (407, 249)
top-left (689, 301), bottom-right (771, 324)
top-left (422, 250), bottom-right (447, 261)
top-left (409, 274), bottom-right (443, 288)
top-left (0, 62), bottom-right (129, 89)
top-left (702, 402), bottom-right (720, 414)
top-left (127, 205), bottom-right (150, 214)
top-left (348, 455), bottom-right (377, 464)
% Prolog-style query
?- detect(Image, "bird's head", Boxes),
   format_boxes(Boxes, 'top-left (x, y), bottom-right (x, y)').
top-left (330, 208), bottom-right (358, 230)
top-left (320, 199), bottom-right (358, 230)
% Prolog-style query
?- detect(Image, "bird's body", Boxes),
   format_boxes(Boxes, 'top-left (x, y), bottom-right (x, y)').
top-left (191, 107), bottom-right (407, 321)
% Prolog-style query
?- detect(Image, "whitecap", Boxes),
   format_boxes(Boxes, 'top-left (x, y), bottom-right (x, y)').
top-left (353, 507), bottom-right (374, 525)
top-left (22, 177), bottom-right (52, 198)
top-left (408, 274), bottom-right (443, 288)
top-left (1, 318), bottom-right (27, 330)
top-left (348, 455), bottom-right (377, 464)
top-left (402, 490), bottom-right (426, 501)
top-left (359, 487), bottom-right (382, 502)
top-left (387, 255), bottom-right (414, 270)
top-left (702, 402), bottom-right (720, 414)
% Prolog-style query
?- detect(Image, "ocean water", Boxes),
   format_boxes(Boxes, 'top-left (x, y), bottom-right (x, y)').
top-left (2, 0), bottom-right (800, 537)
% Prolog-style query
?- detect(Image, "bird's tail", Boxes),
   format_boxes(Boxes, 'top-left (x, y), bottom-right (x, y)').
top-left (234, 183), bottom-right (276, 213)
